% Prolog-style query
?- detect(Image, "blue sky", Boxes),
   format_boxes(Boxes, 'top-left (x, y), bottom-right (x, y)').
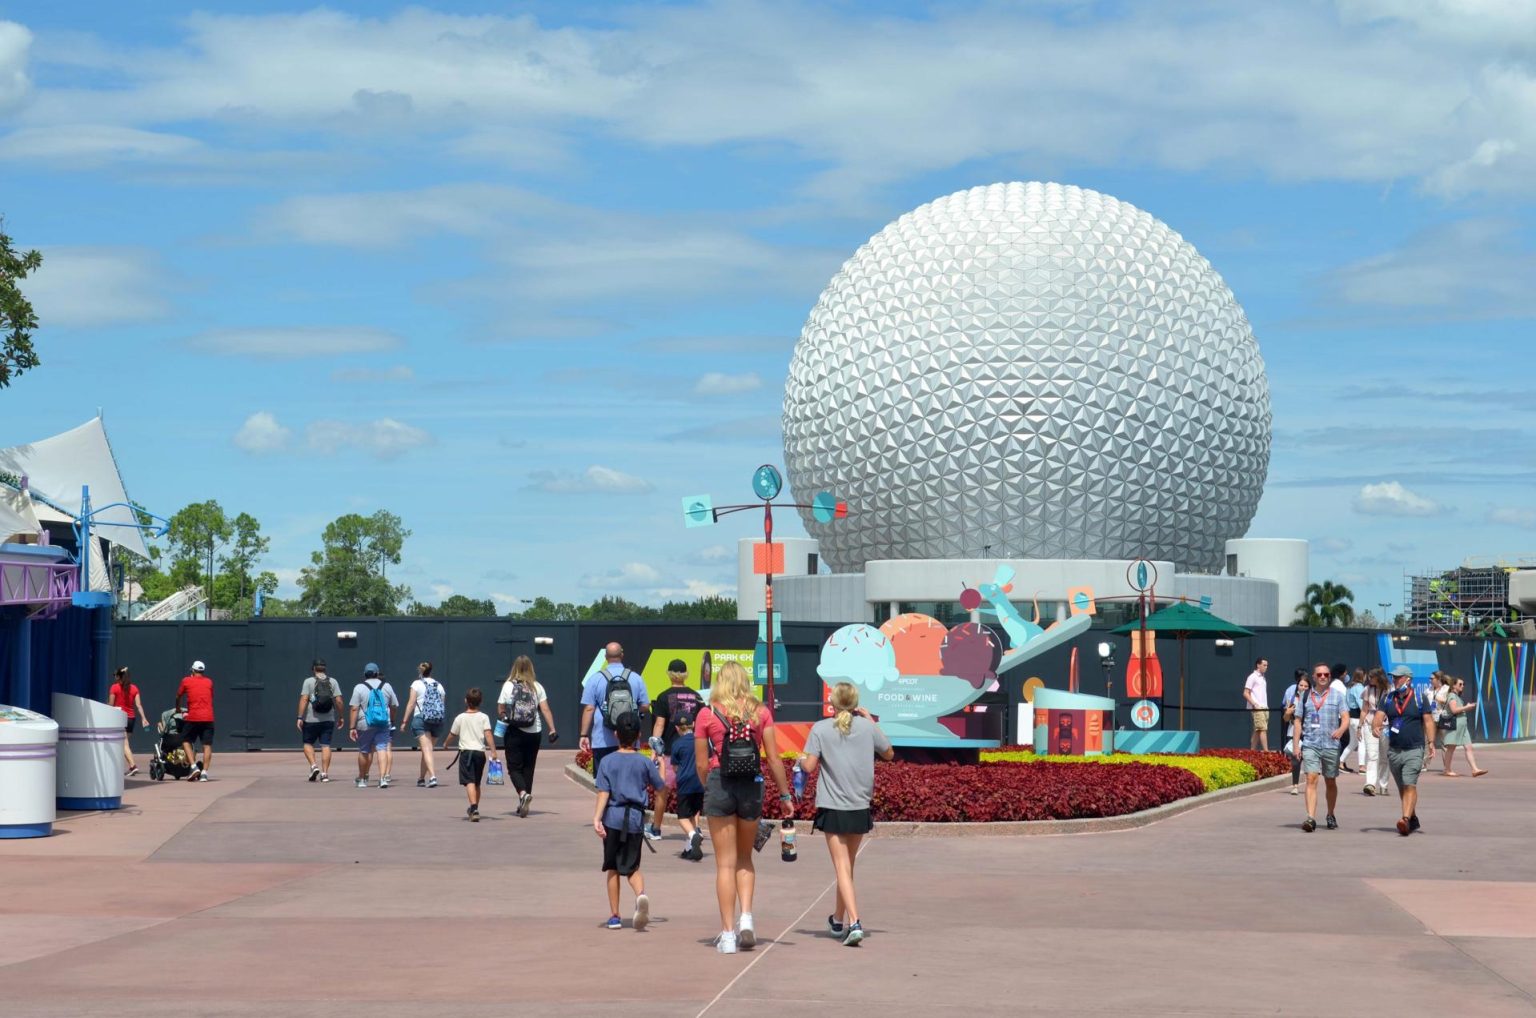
top-left (3, 1), bottom-right (1534, 617)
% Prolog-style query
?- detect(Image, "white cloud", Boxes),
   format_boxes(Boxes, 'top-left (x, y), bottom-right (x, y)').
top-left (232, 412), bottom-right (292, 454)
top-left (652, 578), bottom-right (736, 599)
top-left (331, 364), bottom-right (415, 383)
top-left (186, 326), bottom-right (402, 358)
top-left (529, 465), bottom-right (654, 494)
top-left (306, 418), bottom-right (433, 459)
top-left (1328, 219), bottom-right (1536, 317)
top-left (0, 125), bottom-right (201, 164)
top-left (1314, 537), bottom-right (1354, 555)
top-left (579, 562), bottom-right (662, 591)
top-left (1487, 506), bottom-right (1536, 528)
top-left (694, 371), bottom-right (762, 396)
top-left (0, 20), bottom-right (32, 109)
top-left (25, 246), bottom-right (172, 327)
top-left (1353, 481), bottom-right (1444, 517)
top-left (429, 582), bottom-right (454, 601)
top-left (25, 5), bottom-right (1531, 198)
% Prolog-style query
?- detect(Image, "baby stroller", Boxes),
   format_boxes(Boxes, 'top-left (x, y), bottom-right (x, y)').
top-left (149, 708), bottom-right (196, 781)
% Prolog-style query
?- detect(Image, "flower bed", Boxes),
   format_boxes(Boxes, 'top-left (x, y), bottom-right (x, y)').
top-left (1200, 748), bottom-right (1290, 779)
top-left (576, 747), bottom-right (1219, 823)
top-left (979, 748), bottom-right (1259, 792)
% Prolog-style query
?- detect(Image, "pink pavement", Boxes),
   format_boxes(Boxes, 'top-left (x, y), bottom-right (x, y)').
top-left (2, 743), bottom-right (1535, 1016)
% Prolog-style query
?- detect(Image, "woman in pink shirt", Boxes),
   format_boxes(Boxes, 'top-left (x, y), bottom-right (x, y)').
top-left (693, 662), bottom-right (793, 955)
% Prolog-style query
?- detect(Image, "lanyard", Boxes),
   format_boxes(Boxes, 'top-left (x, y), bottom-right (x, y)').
top-left (1308, 690), bottom-right (1328, 715)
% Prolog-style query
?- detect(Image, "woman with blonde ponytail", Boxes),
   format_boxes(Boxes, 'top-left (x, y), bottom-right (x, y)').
top-left (693, 661), bottom-right (793, 954)
top-left (798, 682), bottom-right (894, 947)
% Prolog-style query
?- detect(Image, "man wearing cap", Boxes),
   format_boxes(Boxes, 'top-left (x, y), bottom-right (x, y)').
top-left (1372, 664), bottom-right (1436, 836)
top-left (348, 663), bottom-right (399, 789)
top-left (645, 658), bottom-right (704, 842)
top-left (175, 661), bottom-right (216, 781)
top-left (1294, 661), bottom-right (1350, 832)
top-left (297, 659), bottom-right (343, 782)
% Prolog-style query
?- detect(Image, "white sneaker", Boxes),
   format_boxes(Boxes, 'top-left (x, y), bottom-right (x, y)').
top-left (715, 930), bottom-right (738, 954)
top-left (633, 894), bottom-right (650, 932)
top-left (379, 775), bottom-right (391, 789)
top-left (736, 912), bottom-right (755, 949)
top-left (197, 771), bottom-right (210, 781)
top-left (355, 778), bottom-right (368, 788)
top-left (320, 773), bottom-right (330, 782)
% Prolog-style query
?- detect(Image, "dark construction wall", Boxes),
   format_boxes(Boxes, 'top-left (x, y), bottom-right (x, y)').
top-left (109, 618), bottom-right (1533, 751)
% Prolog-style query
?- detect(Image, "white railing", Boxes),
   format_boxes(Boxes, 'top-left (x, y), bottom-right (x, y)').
top-left (137, 585), bottom-right (208, 622)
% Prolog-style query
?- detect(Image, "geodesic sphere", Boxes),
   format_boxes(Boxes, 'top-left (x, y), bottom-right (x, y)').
top-left (782, 181), bottom-right (1271, 573)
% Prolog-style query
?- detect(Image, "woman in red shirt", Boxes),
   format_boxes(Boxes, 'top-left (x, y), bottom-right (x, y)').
top-left (693, 661), bottom-right (794, 955)
top-left (108, 667), bottom-right (150, 777)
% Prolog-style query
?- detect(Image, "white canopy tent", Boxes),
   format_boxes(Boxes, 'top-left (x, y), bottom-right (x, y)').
top-left (0, 417), bottom-right (149, 591)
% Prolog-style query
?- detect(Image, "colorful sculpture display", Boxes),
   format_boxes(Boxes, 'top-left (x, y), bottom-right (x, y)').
top-left (817, 567), bottom-right (1094, 741)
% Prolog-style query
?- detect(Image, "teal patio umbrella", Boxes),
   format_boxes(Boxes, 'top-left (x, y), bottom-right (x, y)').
top-left (1112, 601), bottom-right (1254, 729)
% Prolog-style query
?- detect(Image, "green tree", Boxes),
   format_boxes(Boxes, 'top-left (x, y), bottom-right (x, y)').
top-left (511, 596), bottom-right (582, 621)
top-left (220, 512), bottom-right (270, 605)
top-left (167, 500), bottom-right (233, 608)
top-left (298, 511), bottom-right (412, 615)
top-left (0, 218), bottom-right (43, 388)
top-left (1292, 580), bottom-right (1357, 627)
top-left (657, 595), bottom-right (737, 620)
top-left (408, 594), bottom-right (498, 617)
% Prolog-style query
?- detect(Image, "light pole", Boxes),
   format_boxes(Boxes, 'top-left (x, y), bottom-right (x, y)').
top-left (682, 467), bottom-right (845, 711)
top-left (1096, 640), bottom-right (1116, 699)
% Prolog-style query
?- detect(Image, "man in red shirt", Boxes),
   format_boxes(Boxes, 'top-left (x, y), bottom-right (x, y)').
top-left (176, 660), bottom-right (216, 781)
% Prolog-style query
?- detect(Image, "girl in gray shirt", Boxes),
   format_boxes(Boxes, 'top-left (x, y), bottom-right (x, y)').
top-left (799, 682), bottom-right (894, 947)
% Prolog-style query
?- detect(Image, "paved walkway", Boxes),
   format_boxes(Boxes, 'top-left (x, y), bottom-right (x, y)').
top-left (4, 744), bottom-right (1535, 1017)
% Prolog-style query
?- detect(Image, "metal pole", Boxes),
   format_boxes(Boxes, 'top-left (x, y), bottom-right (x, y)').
top-left (764, 499), bottom-right (775, 711)
top-left (79, 485), bottom-right (91, 595)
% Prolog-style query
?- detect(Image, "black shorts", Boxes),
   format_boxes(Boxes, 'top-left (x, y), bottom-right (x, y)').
top-left (458, 749), bottom-right (486, 786)
top-left (181, 721), bottom-right (214, 747)
top-left (301, 722), bottom-right (334, 747)
top-left (703, 770), bottom-right (762, 820)
top-left (813, 807), bottom-right (873, 835)
top-left (124, 717), bottom-right (136, 734)
top-left (673, 791), bottom-right (704, 820)
top-left (602, 828), bottom-right (644, 875)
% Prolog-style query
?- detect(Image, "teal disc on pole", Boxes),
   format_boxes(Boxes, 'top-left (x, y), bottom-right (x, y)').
top-left (812, 491), bottom-right (838, 523)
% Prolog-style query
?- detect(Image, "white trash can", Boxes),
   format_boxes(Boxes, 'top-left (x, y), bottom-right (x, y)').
top-left (0, 705), bottom-right (59, 838)
top-left (52, 693), bottom-right (126, 811)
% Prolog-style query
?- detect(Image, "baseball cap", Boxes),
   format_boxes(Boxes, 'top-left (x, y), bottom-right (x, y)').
top-left (191, 660), bottom-right (205, 672)
top-left (668, 658), bottom-right (687, 673)
top-left (364, 662), bottom-right (381, 677)
top-left (1391, 664), bottom-right (1413, 678)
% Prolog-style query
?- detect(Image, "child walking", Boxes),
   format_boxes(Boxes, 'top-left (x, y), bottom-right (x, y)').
top-left (670, 713), bottom-right (706, 860)
top-left (799, 682), bottom-right (894, 946)
top-left (444, 688), bottom-right (499, 822)
top-left (593, 717), bottom-right (663, 930)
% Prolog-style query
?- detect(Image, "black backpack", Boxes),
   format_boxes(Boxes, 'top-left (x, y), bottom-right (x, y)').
top-left (602, 670), bottom-right (640, 731)
top-left (711, 706), bottom-right (760, 779)
top-left (310, 678), bottom-right (335, 715)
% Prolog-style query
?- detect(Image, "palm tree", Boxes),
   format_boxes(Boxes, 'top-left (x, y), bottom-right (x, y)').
top-left (1292, 581), bottom-right (1357, 627)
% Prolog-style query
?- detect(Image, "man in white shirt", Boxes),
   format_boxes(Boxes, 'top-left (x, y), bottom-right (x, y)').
top-left (1243, 658), bottom-right (1269, 751)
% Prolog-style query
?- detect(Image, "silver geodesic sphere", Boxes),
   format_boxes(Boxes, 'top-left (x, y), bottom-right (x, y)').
top-left (783, 181), bottom-right (1271, 573)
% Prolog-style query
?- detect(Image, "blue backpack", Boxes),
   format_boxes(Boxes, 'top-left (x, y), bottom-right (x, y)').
top-left (364, 679), bottom-right (391, 728)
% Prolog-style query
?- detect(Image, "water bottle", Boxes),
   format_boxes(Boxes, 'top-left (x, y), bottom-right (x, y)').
top-left (753, 818), bottom-right (775, 853)
top-left (792, 762), bottom-right (805, 801)
top-left (780, 820), bottom-right (797, 862)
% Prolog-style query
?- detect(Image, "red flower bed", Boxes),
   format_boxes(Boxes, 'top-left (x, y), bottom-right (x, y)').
top-left (1202, 748), bottom-right (1290, 779)
top-left (578, 748), bottom-right (1206, 822)
top-left (871, 761), bottom-right (1203, 822)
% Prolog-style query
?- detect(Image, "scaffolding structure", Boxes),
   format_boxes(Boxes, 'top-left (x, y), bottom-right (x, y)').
top-left (1405, 556), bottom-right (1536, 634)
